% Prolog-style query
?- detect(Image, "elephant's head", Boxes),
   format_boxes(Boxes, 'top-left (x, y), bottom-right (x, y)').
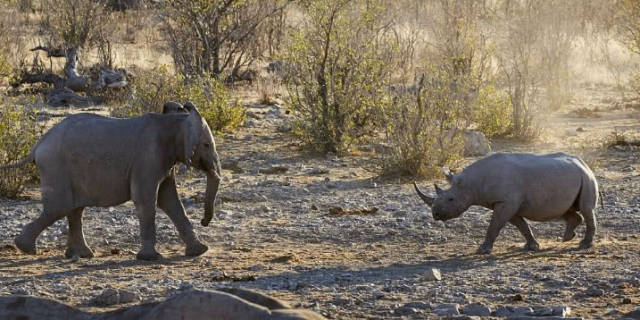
top-left (164, 101), bottom-right (221, 227)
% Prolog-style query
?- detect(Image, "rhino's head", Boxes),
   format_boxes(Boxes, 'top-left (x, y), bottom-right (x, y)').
top-left (414, 170), bottom-right (473, 221)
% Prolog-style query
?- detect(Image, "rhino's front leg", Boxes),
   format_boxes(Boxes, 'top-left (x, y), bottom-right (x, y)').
top-left (157, 176), bottom-right (208, 257)
top-left (477, 202), bottom-right (517, 254)
top-left (509, 215), bottom-right (540, 251)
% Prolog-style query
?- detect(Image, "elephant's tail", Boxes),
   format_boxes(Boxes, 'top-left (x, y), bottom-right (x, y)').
top-left (0, 150), bottom-right (35, 170)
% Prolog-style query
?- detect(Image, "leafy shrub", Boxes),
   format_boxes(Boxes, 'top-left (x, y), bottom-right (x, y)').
top-left (0, 103), bottom-right (42, 198)
top-left (474, 85), bottom-right (512, 138)
top-left (111, 66), bottom-right (245, 132)
top-left (383, 66), bottom-right (470, 178)
top-left (283, 0), bottom-right (395, 154)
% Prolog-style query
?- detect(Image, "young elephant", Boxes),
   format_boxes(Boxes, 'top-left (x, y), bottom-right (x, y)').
top-left (1, 101), bottom-right (221, 260)
top-left (414, 152), bottom-right (598, 254)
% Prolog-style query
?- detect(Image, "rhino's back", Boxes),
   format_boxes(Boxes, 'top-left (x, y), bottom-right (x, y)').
top-left (471, 152), bottom-right (591, 221)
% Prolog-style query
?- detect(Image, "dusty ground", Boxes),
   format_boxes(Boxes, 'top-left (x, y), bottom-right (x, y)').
top-left (0, 83), bottom-right (639, 319)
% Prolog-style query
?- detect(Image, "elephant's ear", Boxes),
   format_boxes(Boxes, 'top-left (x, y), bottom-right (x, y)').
top-left (178, 103), bottom-right (204, 167)
top-left (163, 101), bottom-right (187, 114)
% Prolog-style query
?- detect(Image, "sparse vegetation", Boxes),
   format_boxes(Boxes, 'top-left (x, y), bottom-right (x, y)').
top-left (111, 66), bottom-right (244, 132)
top-left (283, 0), bottom-right (395, 154)
top-left (0, 100), bottom-right (42, 198)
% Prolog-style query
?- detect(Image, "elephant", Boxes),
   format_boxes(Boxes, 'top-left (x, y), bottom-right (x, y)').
top-left (0, 101), bottom-right (221, 260)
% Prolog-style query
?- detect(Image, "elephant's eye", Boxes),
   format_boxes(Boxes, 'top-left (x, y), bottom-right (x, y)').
top-left (203, 143), bottom-right (211, 148)
top-left (448, 198), bottom-right (454, 201)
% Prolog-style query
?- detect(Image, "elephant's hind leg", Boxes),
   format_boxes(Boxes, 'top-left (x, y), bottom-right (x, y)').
top-left (65, 207), bottom-right (94, 258)
top-left (562, 209), bottom-right (583, 242)
top-left (15, 205), bottom-right (69, 255)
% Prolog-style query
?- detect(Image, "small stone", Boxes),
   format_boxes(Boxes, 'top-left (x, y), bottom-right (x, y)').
top-left (433, 303), bottom-right (460, 316)
top-left (424, 268), bottom-right (442, 281)
top-left (394, 306), bottom-right (419, 316)
top-left (463, 303), bottom-right (491, 316)
top-left (513, 293), bottom-right (524, 301)
top-left (585, 285), bottom-right (604, 297)
top-left (70, 255), bottom-right (80, 263)
top-left (110, 248), bottom-right (120, 255)
top-left (622, 297), bottom-right (632, 304)
top-left (117, 289), bottom-right (138, 303)
top-left (552, 305), bottom-right (572, 317)
top-left (94, 288), bottom-right (119, 306)
top-left (493, 306), bottom-right (533, 317)
top-left (402, 301), bottom-right (430, 310)
top-left (310, 204), bottom-right (319, 211)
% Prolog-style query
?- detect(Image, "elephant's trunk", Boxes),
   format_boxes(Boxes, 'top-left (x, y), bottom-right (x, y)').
top-left (201, 171), bottom-right (220, 227)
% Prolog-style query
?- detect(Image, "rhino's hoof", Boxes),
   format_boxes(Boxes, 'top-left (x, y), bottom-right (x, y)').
top-left (65, 246), bottom-right (94, 259)
top-left (136, 249), bottom-right (163, 261)
top-left (578, 240), bottom-right (594, 250)
top-left (523, 242), bottom-right (540, 251)
top-left (476, 245), bottom-right (493, 255)
top-left (185, 242), bottom-right (208, 257)
top-left (15, 234), bottom-right (37, 255)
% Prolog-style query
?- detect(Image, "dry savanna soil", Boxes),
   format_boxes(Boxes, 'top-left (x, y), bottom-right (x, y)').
top-left (1, 84), bottom-right (639, 319)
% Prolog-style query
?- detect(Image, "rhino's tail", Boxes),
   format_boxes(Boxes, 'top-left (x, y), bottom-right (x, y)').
top-left (0, 149), bottom-right (35, 170)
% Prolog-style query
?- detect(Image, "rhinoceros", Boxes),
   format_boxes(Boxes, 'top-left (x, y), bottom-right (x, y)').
top-left (414, 152), bottom-right (599, 254)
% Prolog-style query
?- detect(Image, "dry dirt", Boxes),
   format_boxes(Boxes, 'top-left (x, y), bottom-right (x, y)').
top-left (0, 83), bottom-right (639, 319)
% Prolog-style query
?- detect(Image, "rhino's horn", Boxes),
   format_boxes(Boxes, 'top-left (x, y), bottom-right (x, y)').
top-left (414, 182), bottom-right (434, 207)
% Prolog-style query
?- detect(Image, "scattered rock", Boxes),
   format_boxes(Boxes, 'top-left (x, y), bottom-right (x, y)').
top-left (493, 306), bottom-right (533, 317)
top-left (94, 288), bottom-right (139, 306)
top-left (433, 303), bottom-right (460, 316)
top-left (307, 168), bottom-right (329, 175)
top-left (623, 297), bottom-right (632, 304)
top-left (585, 285), bottom-right (604, 297)
top-left (463, 303), bottom-right (491, 316)
top-left (328, 206), bottom-right (378, 216)
top-left (0, 244), bottom-right (17, 252)
top-left (258, 166), bottom-right (289, 174)
top-left (463, 131), bottom-right (491, 156)
top-left (270, 254), bottom-right (297, 263)
top-left (423, 268), bottom-right (442, 281)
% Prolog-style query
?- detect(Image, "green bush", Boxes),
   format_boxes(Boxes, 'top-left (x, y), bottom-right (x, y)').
top-left (283, 0), bottom-right (395, 154)
top-left (0, 103), bottom-right (42, 198)
top-left (111, 66), bottom-right (245, 133)
top-left (474, 84), bottom-right (512, 138)
top-left (383, 66), bottom-right (469, 178)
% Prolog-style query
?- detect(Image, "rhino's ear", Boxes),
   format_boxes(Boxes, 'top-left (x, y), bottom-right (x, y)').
top-left (442, 167), bottom-right (455, 182)
top-left (434, 183), bottom-right (444, 195)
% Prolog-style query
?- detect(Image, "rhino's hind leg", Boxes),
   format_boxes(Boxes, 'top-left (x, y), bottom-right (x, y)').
top-left (579, 208), bottom-right (596, 249)
top-left (562, 210), bottom-right (583, 242)
top-left (509, 216), bottom-right (540, 251)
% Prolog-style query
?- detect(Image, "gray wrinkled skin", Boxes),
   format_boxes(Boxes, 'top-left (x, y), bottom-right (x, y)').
top-left (0, 101), bottom-right (221, 261)
top-left (414, 152), bottom-right (598, 254)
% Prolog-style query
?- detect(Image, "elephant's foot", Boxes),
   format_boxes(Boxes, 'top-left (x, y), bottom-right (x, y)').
top-left (523, 241), bottom-right (540, 252)
top-left (563, 229), bottom-right (577, 242)
top-left (15, 233), bottom-right (37, 255)
top-left (65, 245), bottom-right (94, 259)
top-left (579, 239), bottom-right (594, 250)
top-left (185, 242), bottom-right (208, 257)
top-left (136, 248), bottom-right (163, 261)
top-left (476, 243), bottom-right (493, 255)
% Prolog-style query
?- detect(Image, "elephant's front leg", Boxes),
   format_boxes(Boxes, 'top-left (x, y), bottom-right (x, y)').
top-left (132, 187), bottom-right (162, 261)
top-left (157, 177), bottom-right (208, 257)
top-left (65, 207), bottom-right (94, 258)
